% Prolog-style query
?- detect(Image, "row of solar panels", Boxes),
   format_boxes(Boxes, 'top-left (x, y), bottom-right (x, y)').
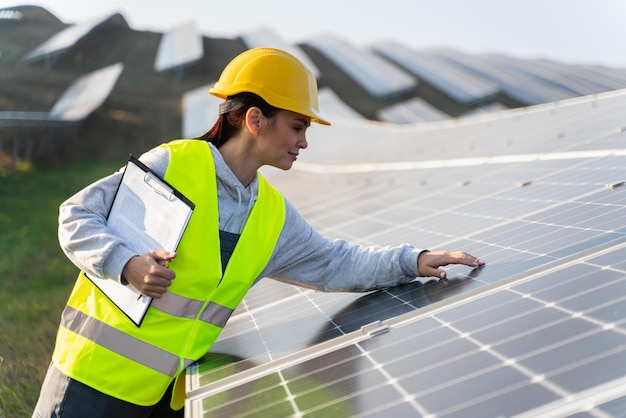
top-left (17, 8), bottom-right (626, 126)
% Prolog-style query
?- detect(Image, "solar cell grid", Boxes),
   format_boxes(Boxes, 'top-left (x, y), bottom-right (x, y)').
top-left (188, 246), bottom-right (626, 417)
top-left (587, 248), bottom-right (626, 270)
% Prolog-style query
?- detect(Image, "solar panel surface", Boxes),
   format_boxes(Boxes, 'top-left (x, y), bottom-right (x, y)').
top-left (185, 89), bottom-right (626, 417)
top-left (153, 21), bottom-right (204, 72)
top-left (372, 42), bottom-right (500, 104)
top-left (23, 13), bottom-right (116, 62)
top-left (188, 247), bottom-right (626, 417)
top-left (377, 98), bottom-right (451, 124)
top-left (304, 35), bottom-right (417, 98)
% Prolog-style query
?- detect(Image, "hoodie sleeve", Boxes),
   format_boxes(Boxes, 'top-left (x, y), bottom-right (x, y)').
top-left (260, 199), bottom-right (424, 292)
top-left (58, 146), bottom-right (170, 282)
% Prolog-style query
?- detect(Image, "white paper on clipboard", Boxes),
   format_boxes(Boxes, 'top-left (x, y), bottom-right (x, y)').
top-left (86, 155), bottom-right (195, 326)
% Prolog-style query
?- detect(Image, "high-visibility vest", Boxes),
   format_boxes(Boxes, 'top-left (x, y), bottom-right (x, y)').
top-left (52, 139), bottom-right (286, 406)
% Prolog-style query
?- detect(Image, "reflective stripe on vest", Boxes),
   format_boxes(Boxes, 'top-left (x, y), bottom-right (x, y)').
top-left (52, 140), bottom-right (286, 406)
top-left (60, 305), bottom-right (196, 376)
top-left (151, 293), bottom-right (233, 328)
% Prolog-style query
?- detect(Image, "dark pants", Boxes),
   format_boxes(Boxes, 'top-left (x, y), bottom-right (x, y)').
top-left (32, 362), bottom-right (183, 418)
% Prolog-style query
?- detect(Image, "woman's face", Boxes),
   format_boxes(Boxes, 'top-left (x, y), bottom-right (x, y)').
top-left (257, 110), bottom-right (310, 170)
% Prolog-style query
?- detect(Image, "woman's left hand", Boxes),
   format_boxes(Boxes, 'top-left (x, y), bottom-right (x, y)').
top-left (417, 250), bottom-right (484, 279)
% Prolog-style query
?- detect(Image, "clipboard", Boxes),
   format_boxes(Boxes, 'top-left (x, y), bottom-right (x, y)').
top-left (85, 155), bottom-right (195, 326)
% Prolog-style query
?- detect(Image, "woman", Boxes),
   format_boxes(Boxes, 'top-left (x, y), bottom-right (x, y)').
top-left (33, 47), bottom-right (484, 417)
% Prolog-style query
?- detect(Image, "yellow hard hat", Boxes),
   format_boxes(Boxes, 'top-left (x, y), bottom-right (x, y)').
top-left (210, 47), bottom-right (330, 126)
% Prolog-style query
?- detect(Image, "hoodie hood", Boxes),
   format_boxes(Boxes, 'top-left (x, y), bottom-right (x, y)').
top-left (209, 143), bottom-right (258, 233)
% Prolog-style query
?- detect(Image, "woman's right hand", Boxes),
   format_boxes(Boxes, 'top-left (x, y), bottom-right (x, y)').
top-left (122, 250), bottom-right (177, 298)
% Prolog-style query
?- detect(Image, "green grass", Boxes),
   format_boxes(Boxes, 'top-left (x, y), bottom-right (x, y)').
top-left (0, 160), bottom-right (120, 418)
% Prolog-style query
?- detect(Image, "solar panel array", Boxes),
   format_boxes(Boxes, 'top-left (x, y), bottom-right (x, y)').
top-left (184, 89), bottom-right (626, 417)
top-left (17, 7), bottom-right (626, 121)
top-left (372, 41), bottom-right (500, 105)
top-left (424, 49), bottom-right (626, 107)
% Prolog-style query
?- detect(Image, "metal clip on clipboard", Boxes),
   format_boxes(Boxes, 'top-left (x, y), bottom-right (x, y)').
top-left (144, 172), bottom-right (174, 201)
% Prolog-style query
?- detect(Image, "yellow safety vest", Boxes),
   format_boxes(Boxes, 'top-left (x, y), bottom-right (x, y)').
top-left (52, 139), bottom-right (286, 406)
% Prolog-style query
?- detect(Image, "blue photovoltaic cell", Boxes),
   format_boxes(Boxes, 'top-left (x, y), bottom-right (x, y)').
top-left (189, 253), bottom-right (626, 417)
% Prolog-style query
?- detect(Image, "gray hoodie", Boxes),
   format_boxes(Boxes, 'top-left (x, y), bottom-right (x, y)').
top-left (58, 141), bottom-right (423, 293)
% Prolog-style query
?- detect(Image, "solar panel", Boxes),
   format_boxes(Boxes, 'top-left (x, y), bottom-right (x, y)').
top-left (0, 62), bottom-right (123, 126)
top-left (50, 62), bottom-right (123, 121)
top-left (372, 41), bottom-right (499, 105)
top-left (430, 49), bottom-right (581, 106)
top-left (304, 35), bottom-right (417, 98)
top-left (376, 97), bottom-right (451, 123)
top-left (461, 102), bottom-right (509, 117)
top-left (181, 84), bottom-right (221, 138)
top-left (186, 247), bottom-right (626, 417)
top-left (154, 21), bottom-right (204, 72)
top-left (23, 13), bottom-right (118, 63)
top-left (317, 88), bottom-right (365, 120)
top-left (184, 88), bottom-right (626, 416)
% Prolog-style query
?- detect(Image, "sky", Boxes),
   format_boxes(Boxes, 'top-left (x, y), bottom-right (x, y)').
top-left (2, 0), bottom-right (626, 68)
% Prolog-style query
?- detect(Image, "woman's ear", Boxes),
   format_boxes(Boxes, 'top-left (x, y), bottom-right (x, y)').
top-left (245, 107), bottom-right (262, 135)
